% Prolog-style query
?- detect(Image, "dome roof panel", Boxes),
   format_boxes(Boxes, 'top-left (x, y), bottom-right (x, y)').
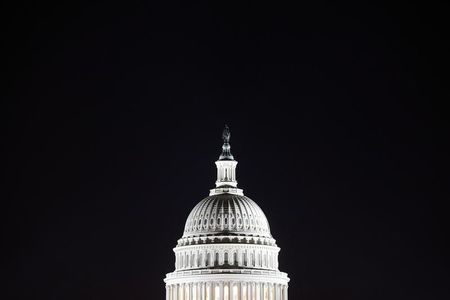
top-left (182, 194), bottom-right (272, 238)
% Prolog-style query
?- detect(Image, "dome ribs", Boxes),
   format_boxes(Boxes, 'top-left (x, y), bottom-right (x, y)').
top-left (180, 194), bottom-right (275, 245)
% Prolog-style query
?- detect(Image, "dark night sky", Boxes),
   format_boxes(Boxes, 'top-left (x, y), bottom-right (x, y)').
top-left (4, 1), bottom-right (449, 299)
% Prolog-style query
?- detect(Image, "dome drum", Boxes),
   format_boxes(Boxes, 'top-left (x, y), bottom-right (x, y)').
top-left (173, 244), bottom-right (280, 271)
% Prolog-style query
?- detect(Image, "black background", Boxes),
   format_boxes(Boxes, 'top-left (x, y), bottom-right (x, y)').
top-left (4, 1), bottom-right (449, 299)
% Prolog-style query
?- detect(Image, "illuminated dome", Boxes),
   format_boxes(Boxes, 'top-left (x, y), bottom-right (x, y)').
top-left (183, 194), bottom-right (272, 238)
top-left (164, 125), bottom-right (289, 300)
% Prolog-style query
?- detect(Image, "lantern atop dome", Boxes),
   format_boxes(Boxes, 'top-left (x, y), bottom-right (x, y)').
top-left (210, 125), bottom-right (243, 196)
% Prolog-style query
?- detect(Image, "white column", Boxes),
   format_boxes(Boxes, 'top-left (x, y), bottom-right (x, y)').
top-left (255, 282), bottom-right (261, 300)
top-left (220, 282), bottom-right (224, 300)
top-left (263, 284), bottom-right (266, 300)
top-left (258, 282), bottom-right (264, 300)
top-left (207, 283), bottom-right (212, 300)
top-left (202, 282), bottom-right (206, 300)
top-left (263, 283), bottom-right (266, 300)
top-left (202, 250), bottom-right (206, 267)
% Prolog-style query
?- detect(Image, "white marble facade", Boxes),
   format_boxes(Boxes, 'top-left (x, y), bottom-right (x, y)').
top-left (164, 126), bottom-right (289, 300)
top-left (165, 281), bottom-right (288, 300)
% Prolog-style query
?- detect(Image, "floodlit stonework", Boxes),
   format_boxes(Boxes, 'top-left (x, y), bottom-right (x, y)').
top-left (164, 126), bottom-right (289, 300)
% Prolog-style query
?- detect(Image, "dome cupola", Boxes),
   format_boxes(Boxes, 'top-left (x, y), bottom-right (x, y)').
top-left (210, 125), bottom-right (242, 196)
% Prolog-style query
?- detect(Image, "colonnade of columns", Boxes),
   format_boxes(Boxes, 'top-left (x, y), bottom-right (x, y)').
top-left (166, 282), bottom-right (287, 300)
top-left (175, 247), bottom-right (279, 270)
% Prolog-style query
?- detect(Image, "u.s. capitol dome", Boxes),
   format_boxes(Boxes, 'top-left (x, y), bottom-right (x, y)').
top-left (164, 126), bottom-right (289, 300)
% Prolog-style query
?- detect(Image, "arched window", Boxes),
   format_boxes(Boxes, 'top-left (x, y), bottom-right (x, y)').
top-left (215, 252), bottom-right (219, 266)
top-left (207, 252), bottom-right (212, 266)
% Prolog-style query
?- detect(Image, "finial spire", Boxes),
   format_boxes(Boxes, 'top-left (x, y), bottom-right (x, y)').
top-left (219, 124), bottom-right (234, 160)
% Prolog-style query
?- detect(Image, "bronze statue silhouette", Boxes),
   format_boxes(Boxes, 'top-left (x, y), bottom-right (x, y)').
top-left (222, 124), bottom-right (231, 143)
